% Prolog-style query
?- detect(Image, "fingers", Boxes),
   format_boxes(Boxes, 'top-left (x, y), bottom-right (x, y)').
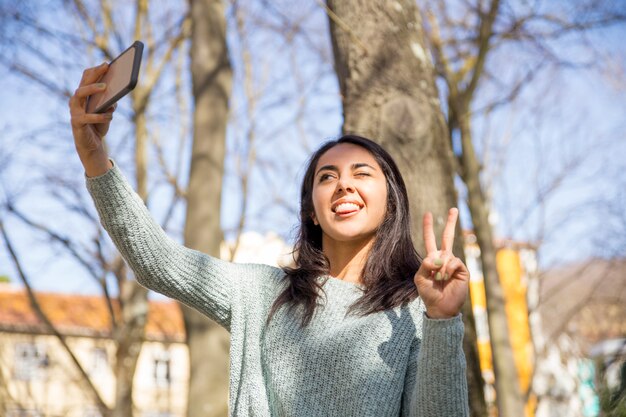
top-left (69, 83), bottom-right (108, 111)
top-left (93, 107), bottom-right (115, 137)
top-left (417, 253), bottom-right (446, 281)
top-left (423, 208), bottom-right (459, 255)
top-left (71, 112), bottom-right (113, 129)
top-left (423, 212), bottom-right (437, 254)
top-left (69, 63), bottom-right (109, 112)
top-left (79, 62), bottom-right (109, 87)
top-left (75, 83), bottom-right (107, 100)
top-left (419, 253), bottom-right (466, 282)
top-left (443, 257), bottom-right (469, 282)
top-left (420, 256), bottom-right (443, 275)
top-left (440, 207), bottom-right (459, 253)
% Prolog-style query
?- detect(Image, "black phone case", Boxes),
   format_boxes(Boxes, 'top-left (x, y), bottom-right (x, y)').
top-left (86, 40), bottom-right (144, 114)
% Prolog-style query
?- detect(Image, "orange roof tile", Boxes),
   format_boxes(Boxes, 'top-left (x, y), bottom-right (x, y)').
top-left (0, 288), bottom-right (185, 342)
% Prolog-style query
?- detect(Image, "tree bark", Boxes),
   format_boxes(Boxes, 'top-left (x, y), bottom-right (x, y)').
top-left (457, 112), bottom-right (526, 416)
top-left (111, 1), bottom-right (152, 410)
top-left (425, 0), bottom-right (527, 413)
top-left (325, 1), bottom-right (486, 415)
top-left (113, 277), bottom-right (148, 417)
top-left (184, 0), bottom-right (233, 416)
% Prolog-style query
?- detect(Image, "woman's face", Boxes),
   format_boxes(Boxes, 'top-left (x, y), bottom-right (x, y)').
top-left (311, 143), bottom-right (388, 246)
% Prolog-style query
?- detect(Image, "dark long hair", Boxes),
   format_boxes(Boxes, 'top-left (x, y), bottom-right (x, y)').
top-left (267, 135), bottom-right (422, 328)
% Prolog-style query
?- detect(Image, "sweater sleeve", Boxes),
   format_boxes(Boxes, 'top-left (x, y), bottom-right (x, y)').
top-left (85, 159), bottom-right (275, 331)
top-left (401, 312), bottom-right (469, 417)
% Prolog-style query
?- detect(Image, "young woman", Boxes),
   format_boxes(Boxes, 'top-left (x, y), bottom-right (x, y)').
top-left (70, 63), bottom-right (470, 416)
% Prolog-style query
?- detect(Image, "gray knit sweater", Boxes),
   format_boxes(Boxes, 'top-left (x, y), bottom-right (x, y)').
top-left (86, 161), bottom-right (469, 417)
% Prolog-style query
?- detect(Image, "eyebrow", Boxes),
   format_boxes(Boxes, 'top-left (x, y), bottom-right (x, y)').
top-left (315, 163), bottom-right (377, 176)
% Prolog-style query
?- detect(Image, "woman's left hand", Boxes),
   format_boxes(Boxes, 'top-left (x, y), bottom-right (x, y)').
top-left (413, 208), bottom-right (470, 319)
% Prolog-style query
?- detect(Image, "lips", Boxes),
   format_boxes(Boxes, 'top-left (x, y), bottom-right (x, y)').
top-left (331, 200), bottom-right (364, 215)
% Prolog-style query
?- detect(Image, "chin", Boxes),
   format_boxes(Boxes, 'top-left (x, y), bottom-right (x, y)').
top-left (324, 228), bottom-right (376, 244)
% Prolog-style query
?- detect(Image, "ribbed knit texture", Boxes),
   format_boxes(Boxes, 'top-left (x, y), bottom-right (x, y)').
top-left (86, 160), bottom-right (469, 417)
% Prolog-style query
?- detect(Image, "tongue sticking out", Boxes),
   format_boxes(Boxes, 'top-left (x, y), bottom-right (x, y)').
top-left (334, 202), bottom-right (361, 215)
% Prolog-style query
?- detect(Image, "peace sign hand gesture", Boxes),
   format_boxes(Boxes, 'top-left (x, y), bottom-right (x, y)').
top-left (413, 208), bottom-right (470, 319)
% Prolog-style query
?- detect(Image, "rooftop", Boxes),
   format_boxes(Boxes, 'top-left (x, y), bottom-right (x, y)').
top-left (0, 287), bottom-right (185, 342)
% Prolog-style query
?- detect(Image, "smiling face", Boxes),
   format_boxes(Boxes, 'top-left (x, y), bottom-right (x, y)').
top-left (311, 143), bottom-right (388, 247)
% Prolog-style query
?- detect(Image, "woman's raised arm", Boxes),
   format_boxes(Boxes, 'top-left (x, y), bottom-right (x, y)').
top-left (70, 65), bottom-right (282, 330)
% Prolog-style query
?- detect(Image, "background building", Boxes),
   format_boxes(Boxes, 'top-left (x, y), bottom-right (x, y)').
top-left (0, 283), bottom-right (187, 417)
top-left (0, 231), bottom-right (291, 417)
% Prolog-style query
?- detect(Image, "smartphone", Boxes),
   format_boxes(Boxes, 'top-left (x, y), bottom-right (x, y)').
top-left (85, 41), bottom-right (144, 114)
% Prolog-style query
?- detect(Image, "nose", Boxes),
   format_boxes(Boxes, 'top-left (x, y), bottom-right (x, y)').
top-left (336, 176), bottom-right (355, 194)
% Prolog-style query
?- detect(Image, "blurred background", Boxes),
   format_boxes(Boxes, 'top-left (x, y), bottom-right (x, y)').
top-left (0, 1), bottom-right (624, 416)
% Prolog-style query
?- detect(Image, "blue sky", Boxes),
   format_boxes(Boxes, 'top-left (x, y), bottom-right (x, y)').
top-left (1, 1), bottom-right (624, 296)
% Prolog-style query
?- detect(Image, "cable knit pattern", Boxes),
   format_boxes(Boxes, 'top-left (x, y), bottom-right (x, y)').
top-left (85, 160), bottom-right (469, 417)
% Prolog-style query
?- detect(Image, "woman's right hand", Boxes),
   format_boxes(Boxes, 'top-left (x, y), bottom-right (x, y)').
top-left (69, 63), bottom-right (116, 176)
top-left (413, 208), bottom-right (470, 319)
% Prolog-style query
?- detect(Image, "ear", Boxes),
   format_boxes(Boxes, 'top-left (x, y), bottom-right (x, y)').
top-left (311, 213), bottom-right (319, 226)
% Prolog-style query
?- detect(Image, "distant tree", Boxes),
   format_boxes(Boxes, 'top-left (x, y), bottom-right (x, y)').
top-left (423, 0), bottom-right (625, 413)
top-left (182, 0), bottom-right (232, 416)
top-left (0, 2), bottom-right (188, 415)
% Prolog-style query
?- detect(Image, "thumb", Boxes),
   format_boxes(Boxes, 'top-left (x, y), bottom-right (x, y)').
top-left (415, 256), bottom-right (443, 281)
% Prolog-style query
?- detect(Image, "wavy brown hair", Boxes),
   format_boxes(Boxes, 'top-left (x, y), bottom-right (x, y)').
top-left (267, 135), bottom-right (422, 328)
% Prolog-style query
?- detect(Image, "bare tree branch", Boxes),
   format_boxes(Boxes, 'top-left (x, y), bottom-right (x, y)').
top-left (5, 202), bottom-right (102, 282)
top-left (0, 217), bottom-right (110, 415)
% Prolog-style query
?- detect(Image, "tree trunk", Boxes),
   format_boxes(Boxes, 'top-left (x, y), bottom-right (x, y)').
top-left (113, 277), bottom-right (148, 417)
top-left (184, 0), bottom-right (233, 416)
top-left (111, 68), bottom-right (151, 417)
top-left (325, 1), bottom-right (486, 415)
top-left (457, 112), bottom-right (526, 416)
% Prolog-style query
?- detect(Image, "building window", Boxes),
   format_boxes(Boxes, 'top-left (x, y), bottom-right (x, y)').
top-left (13, 342), bottom-right (49, 381)
top-left (90, 347), bottom-right (108, 375)
top-left (153, 351), bottom-right (171, 388)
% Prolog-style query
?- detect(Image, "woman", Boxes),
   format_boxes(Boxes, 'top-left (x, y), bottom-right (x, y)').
top-left (70, 63), bottom-right (470, 416)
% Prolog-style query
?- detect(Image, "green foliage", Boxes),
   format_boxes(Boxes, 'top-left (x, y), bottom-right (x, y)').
top-left (0, 275), bottom-right (10, 283)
